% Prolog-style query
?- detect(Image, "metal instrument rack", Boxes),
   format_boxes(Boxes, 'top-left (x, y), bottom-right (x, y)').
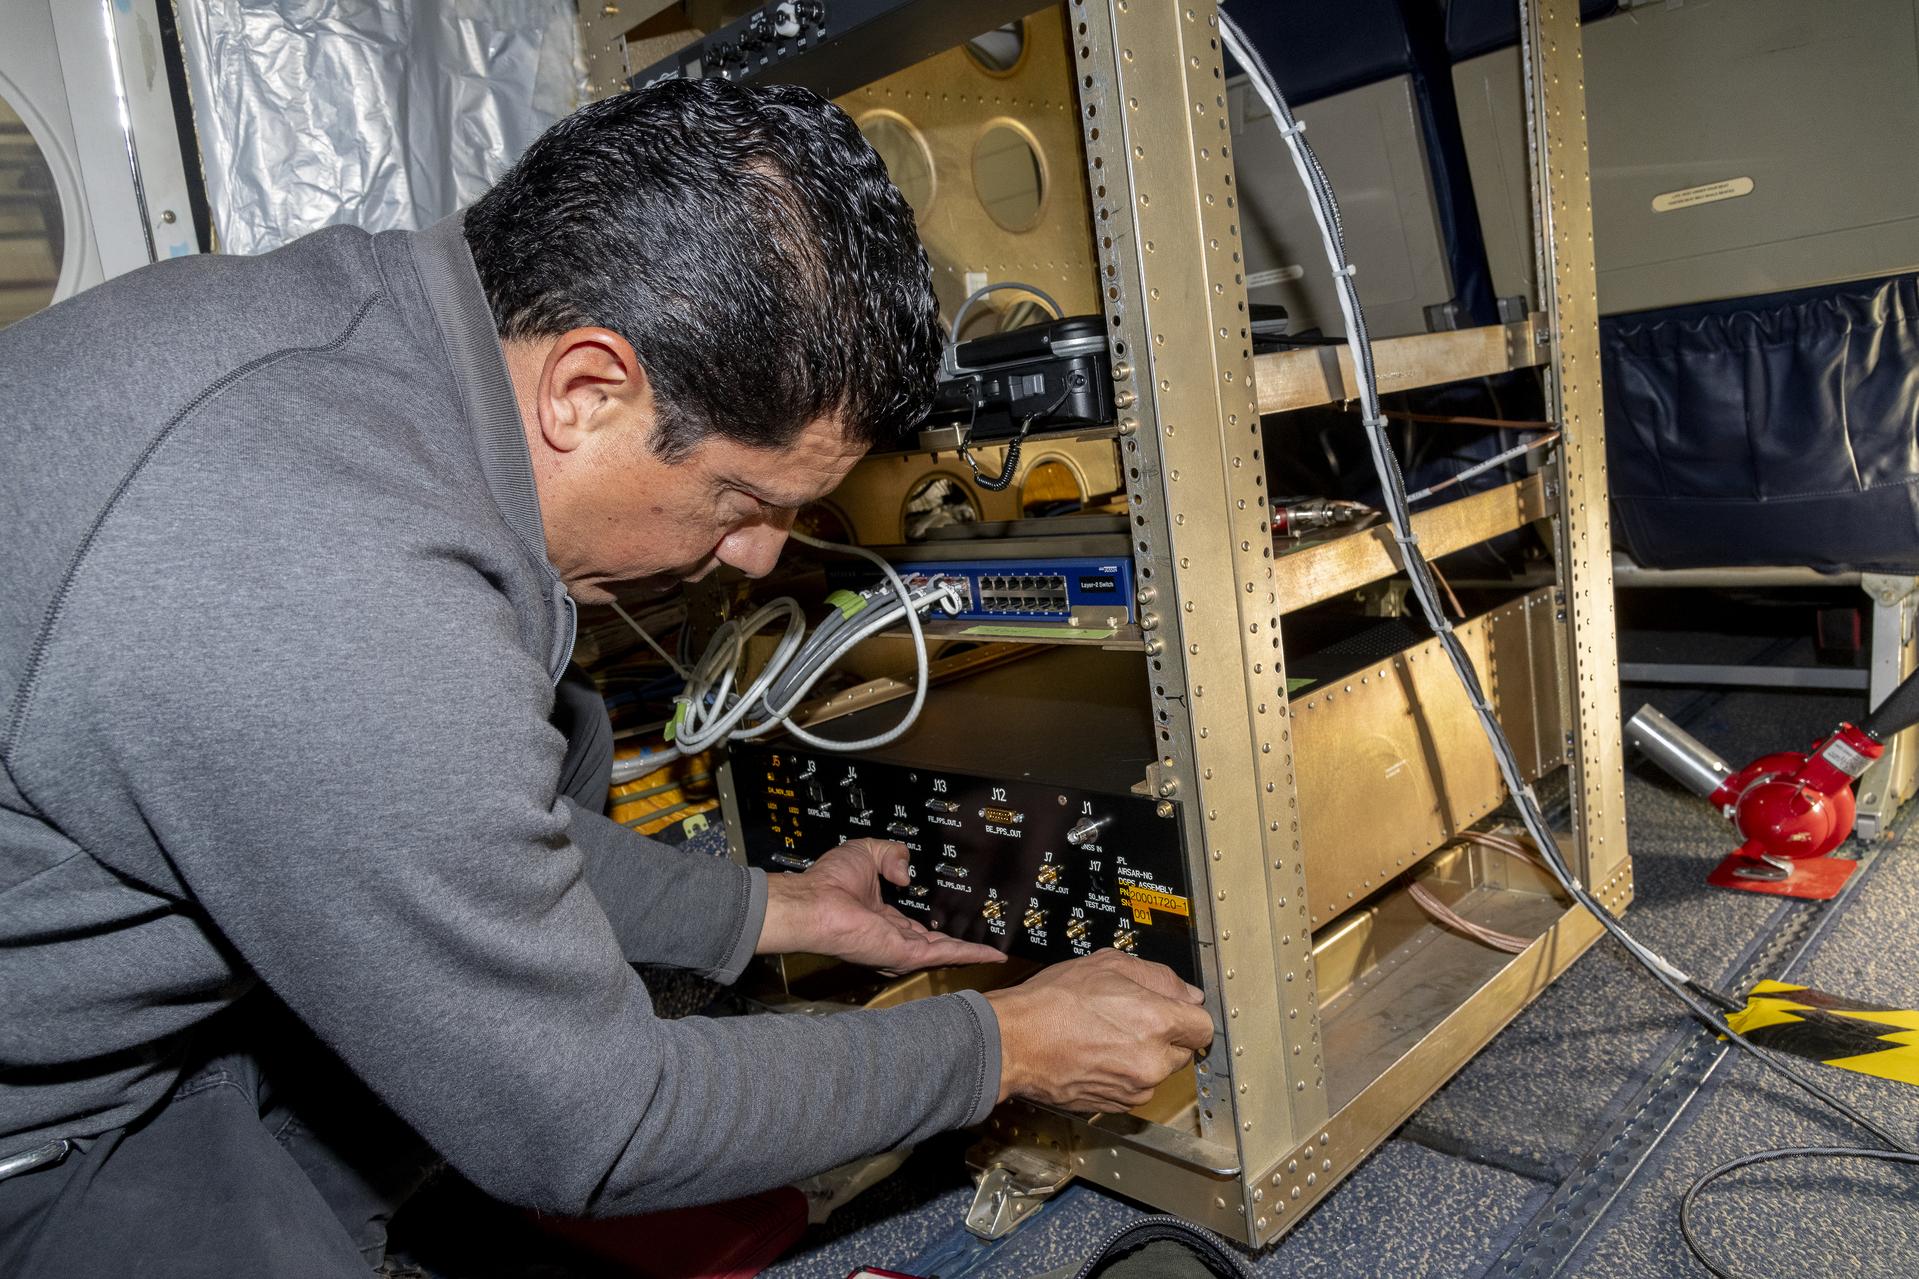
top-left (587, 0), bottom-right (1630, 1247)
top-left (945, 0), bottom-right (1627, 1245)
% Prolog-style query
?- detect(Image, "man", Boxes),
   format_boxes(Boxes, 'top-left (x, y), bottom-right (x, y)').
top-left (0, 79), bottom-right (1213, 1275)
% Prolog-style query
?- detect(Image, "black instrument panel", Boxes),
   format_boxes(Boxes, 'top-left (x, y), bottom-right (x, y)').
top-left (731, 741), bottom-right (1198, 984)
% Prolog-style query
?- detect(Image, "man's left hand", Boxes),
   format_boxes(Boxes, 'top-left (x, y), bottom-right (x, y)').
top-left (756, 838), bottom-right (1007, 974)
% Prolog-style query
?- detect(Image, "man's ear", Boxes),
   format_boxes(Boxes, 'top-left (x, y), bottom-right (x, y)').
top-left (535, 327), bottom-right (651, 455)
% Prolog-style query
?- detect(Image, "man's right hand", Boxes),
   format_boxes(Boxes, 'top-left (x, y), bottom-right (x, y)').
top-left (984, 949), bottom-right (1215, 1113)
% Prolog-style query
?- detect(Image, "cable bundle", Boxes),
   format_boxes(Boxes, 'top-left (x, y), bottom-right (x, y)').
top-left (661, 532), bottom-right (964, 755)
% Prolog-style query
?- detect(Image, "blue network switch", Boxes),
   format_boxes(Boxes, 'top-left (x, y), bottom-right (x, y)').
top-left (827, 553), bottom-right (1136, 626)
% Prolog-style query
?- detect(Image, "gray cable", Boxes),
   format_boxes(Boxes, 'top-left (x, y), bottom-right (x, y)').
top-left (943, 280), bottom-right (1064, 377)
top-left (1403, 431), bottom-right (1559, 505)
top-left (667, 536), bottom-right (963, 754)
top-left (610, 599), bottom-right (692, 679)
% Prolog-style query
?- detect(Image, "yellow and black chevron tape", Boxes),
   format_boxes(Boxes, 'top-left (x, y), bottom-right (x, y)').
top-left (1725, 980), bottom-right (1919, 1087)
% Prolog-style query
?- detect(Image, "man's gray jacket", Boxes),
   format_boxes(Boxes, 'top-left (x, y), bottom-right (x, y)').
top-left (0, 217), bottom-right (998, 1212)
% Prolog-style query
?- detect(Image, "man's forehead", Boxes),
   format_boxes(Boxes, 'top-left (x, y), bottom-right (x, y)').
top-left (716, 416), bottom-right (866, 502)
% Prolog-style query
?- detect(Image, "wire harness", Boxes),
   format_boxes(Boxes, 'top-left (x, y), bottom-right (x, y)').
top-left (1407, 828), bottom-right (1551, 955)
top-left (1217, 8), bottom-right (1916, 1271)
top-left (663, 531), bottom-right (965, 756)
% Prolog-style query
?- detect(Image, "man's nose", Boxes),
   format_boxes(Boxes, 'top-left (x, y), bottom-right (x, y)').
top-left (716, 520), bottom-right (792, 579)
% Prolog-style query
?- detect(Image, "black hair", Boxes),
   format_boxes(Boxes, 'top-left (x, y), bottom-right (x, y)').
top-left (464, 78), bottom-right (940, 460)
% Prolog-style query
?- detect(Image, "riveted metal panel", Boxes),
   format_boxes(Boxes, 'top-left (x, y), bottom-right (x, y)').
top-left (835, 5), bottom-right (1101, 327)
top-left (1292, 592), bottom-right (1563, 931)
top-left (1522, 0), bottom-right (1627, 888)
top-left (1249, 894), bottom-right (1606, 1245)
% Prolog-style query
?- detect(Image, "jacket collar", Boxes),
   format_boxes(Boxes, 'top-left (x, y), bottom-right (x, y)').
top-left (406, 212), bottom-right (576, 681)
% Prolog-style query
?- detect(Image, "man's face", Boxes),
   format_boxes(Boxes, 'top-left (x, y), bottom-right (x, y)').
top-left (555, 413), bottom-right (868, 605)
top-left (506, 329), bottom-right (872, 606)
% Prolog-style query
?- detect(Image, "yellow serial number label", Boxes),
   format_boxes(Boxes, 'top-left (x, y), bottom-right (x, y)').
top-left (1120, 886), bottom-right (1190, 918)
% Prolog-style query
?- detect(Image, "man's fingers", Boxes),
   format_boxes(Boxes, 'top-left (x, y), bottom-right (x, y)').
top-left (1065, 1088), bottom-right (1155, 1115)
top-left (878, 906), bottom-right (1002, 964)
top-left (833, 837), bottom-right (910, 884)
top-left (881, 906), bottom-right (933, 937)
top-left (876, 840), bottom-right (912, 887)
top-left (921, 936), bottom-right (1008, 966)
top-left (1163, 1001), bottom-right (1216, 1052)
top-left (897, 934), bottom-right (1007, 968)
top-left (1112, 955), bottom-right (1205, 1006)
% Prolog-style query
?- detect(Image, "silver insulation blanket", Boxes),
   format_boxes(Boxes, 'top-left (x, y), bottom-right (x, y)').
top-left (174, 1), bottom-right (580, 254)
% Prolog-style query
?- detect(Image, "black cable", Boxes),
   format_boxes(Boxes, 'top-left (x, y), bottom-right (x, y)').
top-left (1680, 1147), bottom-right (1919, 1278)
top-left (1219, 8), bottom-right (1917, 1273)
top-left (1685, 978), bottom-right (1747, 1015)
top-left (957, 380), bottom-right (1070, 493)
top-left (963, 428), bottom-right (1024, 492)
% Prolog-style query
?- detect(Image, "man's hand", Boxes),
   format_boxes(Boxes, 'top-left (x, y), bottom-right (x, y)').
top-left (756, 838), bottom-right (1007, 974)
top-left (986, 949), bottom-right (1214, 1113)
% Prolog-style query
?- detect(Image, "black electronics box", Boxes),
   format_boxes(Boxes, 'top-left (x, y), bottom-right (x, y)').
top-left (921, 315), bottom-right (1115, 442)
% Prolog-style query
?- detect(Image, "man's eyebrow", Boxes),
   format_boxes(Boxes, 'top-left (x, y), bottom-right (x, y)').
top-left (742, 482), bottom-right (817, 509)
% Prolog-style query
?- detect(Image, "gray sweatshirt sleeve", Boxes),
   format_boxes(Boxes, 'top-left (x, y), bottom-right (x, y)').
top-left (566, 801), bottom-right (768, 983)
top-left (34, 528), bottom-right (998, 1214)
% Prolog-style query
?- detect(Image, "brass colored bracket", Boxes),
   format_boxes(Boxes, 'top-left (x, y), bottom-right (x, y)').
top-left (963, 1146), bottom-right (1073, 1240)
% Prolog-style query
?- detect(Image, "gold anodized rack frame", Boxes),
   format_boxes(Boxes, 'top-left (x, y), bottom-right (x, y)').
top-left (953, 0), bottom-right (1629, 1245)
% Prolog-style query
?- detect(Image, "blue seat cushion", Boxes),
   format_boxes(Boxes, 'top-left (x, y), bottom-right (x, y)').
top-left (1602, 274), bottom-right (1919, 572)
